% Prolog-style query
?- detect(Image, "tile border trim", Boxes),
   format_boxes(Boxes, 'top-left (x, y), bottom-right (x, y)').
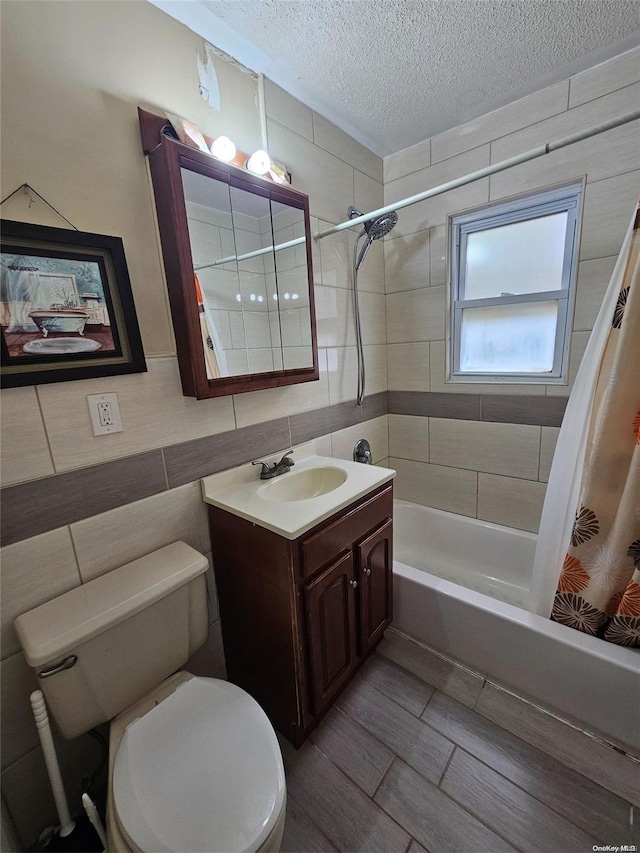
top-left (1, 390), bottom-right (566, 546)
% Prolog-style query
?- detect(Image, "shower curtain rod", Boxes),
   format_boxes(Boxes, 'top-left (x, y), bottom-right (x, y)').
top-left (314, 109), bottom-right (640, 241)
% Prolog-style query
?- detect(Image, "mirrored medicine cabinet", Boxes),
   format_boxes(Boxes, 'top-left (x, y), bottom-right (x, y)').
top-left (139, 108), bottom-right (318, 399)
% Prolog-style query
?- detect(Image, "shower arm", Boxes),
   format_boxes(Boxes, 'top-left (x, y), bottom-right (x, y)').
top-left (313, 109), bottom-right (640, 242)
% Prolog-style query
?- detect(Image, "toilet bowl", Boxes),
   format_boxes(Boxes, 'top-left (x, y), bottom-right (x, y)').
top-left (13, 543), bottom-right (285, 852)
top-left (106, 671), bottom-right (286, 853)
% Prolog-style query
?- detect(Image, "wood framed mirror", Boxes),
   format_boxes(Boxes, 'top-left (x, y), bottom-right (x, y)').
top-left (139, 108), bottom-right (319, 399)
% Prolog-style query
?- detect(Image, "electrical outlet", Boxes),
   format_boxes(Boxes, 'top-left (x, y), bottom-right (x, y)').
top-left (87, 393), bottom-right (123, 436)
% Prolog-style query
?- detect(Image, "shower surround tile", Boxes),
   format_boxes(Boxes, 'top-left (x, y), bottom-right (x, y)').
top-left (390, 458), bottom-right (477, 518)
top-left (388, 414), bottom-right (429, 463)
top-left (477, 473), bottom-right (547, 532)
top-left (387, 343), bottom-right (430, 392)
top-left (429, 418), bottom-right (541, 480)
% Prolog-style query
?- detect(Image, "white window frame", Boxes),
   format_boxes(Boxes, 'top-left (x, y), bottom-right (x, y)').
top-left (448, 181), bottom-right (583, 385)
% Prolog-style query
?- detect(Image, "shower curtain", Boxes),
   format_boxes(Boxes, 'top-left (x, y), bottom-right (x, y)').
top-left (529, 202), bottom-right (640, 648)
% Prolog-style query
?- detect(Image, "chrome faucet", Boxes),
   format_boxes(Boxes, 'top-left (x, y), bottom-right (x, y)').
top-left (252, 450), bottom-right (295, 480)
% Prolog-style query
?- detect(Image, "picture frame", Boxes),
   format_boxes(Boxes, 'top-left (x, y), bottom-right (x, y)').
top-left (1, 220), bottom-right (146, 387)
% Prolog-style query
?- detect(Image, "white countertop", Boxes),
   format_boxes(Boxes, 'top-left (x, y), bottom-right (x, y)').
top-left (201, 444), bottom-right (395, 540)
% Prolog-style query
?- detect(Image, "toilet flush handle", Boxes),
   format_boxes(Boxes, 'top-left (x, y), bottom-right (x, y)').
top-left (38, 655), bottom-right (78, 679)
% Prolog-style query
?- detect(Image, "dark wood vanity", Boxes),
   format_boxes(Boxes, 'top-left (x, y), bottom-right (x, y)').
top-left (208, 483), bottom-right (393, 745)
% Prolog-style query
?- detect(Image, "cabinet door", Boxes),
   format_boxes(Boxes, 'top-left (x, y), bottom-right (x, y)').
top-left (357, 519), bottom-right (393, 655)
top-left (303, 551), bottom-right (358, 716)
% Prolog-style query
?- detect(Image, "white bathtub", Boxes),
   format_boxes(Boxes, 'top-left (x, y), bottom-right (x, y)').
top-left (392, 499), bottom-right (640, 753)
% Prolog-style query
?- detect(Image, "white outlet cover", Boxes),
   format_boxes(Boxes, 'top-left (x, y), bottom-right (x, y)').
top-left (87, 393), bottom-right (123, 436)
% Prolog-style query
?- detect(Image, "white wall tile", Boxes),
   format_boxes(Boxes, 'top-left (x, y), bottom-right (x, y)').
top-left (314, 285), bottom-right (353, 348)
top-left (283, 346), bottom-right (314, 369)
top-left (384, 138), bottom-right (431, 183)
top-left (490, 121), bottom-right (640, 199)
top-left (430, 82), bottom-right (569, 163)
top-left (267, 119), bottom-right (354, 224)
top-left (243, 312), bottom-right (272, 348)
top-left (390, 458), bottom-right (477, 517)
top-left (355, 237), bottom-right (385, 293)
top-left (264, 79), bottom-right (313, 140)
top-left (569, 47), bottom-right (640, 108)
top-left (579, 171), bottom-right (640, 261)
top-left (312, 433), bottom-right (333, 457)
top-left (477, 473), bottom-right (547, 532)
top-left (355, 169), bottom-right (383, 217)
top-left (387, 286), bottom-right (445, 343)
top-left (388, 179), bottom-right (491, 239)
top-left (312, 112), bottom-right (382, 182)
top-left (492, 82), bottom-right (640, 163)
top-left (70, 482), bottom-right (211, 583)
top-left (384, 230), bottom-right (430, 293)
top-left (331, 416), bottom-right (389, 464)
top-left (1, 653), bottom-right (39, 769)
top-left (388, 415), bottom-right (429, 462)
top-left (429, 225), bottom-right (447, 289)
top-left (430, 418), bottom-right (541, 480)
top-left (318, 219), bottom-right (356, 288)
top-left (388, 343), bottom-right (430, 391)
top-left (247, 348), bottom-right (275, 372)
top-left (327, 345), bottom-right (386, 403)
top-left (573, 256), bottom-right (617, 332)
top-left (0, 387), bottom-right (54, 487)
top-left (359, 291), bottom-right (387, 345)
top-left (37, 357), bottom-right (236, 472)
top-left (233, 349), bottom-right (329, 426)
top-left (539, 427), bottom-right (560, 483)
top-left (385, 146), bottom-right (490, 208)
top-left (1, 528), bottom-right (80, 659)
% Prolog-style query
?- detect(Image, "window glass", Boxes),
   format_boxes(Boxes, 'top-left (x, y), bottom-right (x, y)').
top-left (464, 211), bottom-right (568, 299)
top-left (459, 301), bottom-right (558, 373)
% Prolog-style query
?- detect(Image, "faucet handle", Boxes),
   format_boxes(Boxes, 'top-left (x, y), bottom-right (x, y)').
top-left (252, 460), bottom-right (272, 476)
top-left (277, 450), bottom-right (295, 468)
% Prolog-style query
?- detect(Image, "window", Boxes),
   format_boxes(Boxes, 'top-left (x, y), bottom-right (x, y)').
top-left (448, 182), bottom-right (582, 384)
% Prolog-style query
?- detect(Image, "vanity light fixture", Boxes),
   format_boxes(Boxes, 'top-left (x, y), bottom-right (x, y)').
top-left (210, 135), bottom-right (237, 162)
top-left (246, 149), bottom-right (271, 176)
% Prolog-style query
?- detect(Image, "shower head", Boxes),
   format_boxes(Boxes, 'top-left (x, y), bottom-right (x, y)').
top-left (348, 206), bottom-right (398, 240)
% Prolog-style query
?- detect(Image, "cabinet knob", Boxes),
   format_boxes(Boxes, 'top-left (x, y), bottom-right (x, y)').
top-left (364, 568), bottom-right (371, 576)
top-left (349, 579), bottom-right (358, 588)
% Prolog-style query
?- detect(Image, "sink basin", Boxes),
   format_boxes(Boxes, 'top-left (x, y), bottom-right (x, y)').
top-left (259, 467), bottom-right (348, 502)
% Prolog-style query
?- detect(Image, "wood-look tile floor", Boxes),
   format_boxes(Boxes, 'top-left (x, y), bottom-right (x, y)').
top-left (278, 652), bottom-right (639, 853)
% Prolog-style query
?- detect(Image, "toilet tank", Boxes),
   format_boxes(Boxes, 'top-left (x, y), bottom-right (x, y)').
top-left (14, 541), bottom-right (209, 739)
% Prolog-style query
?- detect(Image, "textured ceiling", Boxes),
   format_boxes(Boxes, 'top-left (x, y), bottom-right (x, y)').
top-left (167, 0), bottom-right (640, 156)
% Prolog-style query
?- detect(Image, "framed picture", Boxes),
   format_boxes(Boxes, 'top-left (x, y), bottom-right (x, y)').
top-left (0, 220), bottom-right (146, 387)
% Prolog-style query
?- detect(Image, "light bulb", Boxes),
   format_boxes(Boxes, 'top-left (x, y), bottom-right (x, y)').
top-left (257, 295), bottom-right (264, 302)
top-left (292, 293), bottom-right (299, 300)
top-left (284, 293), bottom-right (290, 300)
top-left (272, 293), bottom-right (278, 301)
top-left (235, 294), bottom-right (242, 302)
top-left (250, 293), bottom-right (256, 301)
top-left (210, 136), bottom-right (236, 162)
top-left (246, 149), bottom-right (271, 176)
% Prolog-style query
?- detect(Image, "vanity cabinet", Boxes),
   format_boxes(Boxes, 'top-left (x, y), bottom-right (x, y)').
top-left (207, 483), bottom-right (393, 745)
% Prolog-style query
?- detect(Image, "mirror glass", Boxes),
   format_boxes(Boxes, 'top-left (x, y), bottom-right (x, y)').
top-left (182, 168), bottom-right (313, 378)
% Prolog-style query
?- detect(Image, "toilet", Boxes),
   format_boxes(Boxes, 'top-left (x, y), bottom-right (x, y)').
top-left (14, 541), bottom-right (286, 853)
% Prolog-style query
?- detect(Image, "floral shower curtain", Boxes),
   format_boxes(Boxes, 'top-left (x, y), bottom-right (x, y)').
top-left (551, 205), bottom-right (640, 647)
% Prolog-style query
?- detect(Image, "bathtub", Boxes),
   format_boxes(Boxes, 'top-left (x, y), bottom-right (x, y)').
top-left (392, 499), bottom-right (640, 753)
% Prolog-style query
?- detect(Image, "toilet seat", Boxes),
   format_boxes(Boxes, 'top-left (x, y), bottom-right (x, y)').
top-left (112, 676), bottom-right (286, 853)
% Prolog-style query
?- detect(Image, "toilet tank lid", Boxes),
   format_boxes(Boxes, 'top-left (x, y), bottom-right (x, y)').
top-left (14, 542), bottom-right (208, 668)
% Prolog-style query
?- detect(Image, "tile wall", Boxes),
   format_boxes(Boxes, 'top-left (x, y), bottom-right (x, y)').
top-left (384, 47), bottom-right (640, 531)
top-left (0, 3), bottom-right (386, 845)
top-left (1, 2), bottom-right (637, 845)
